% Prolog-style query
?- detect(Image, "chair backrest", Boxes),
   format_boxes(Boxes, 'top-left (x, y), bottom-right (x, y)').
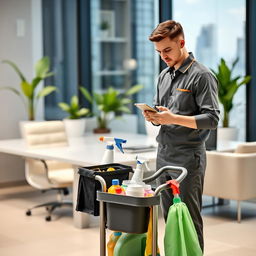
top-left (21, 121), bottom-right (71, 189)
top-left (22, 121), bottom-right (69, 148)
top-left (234, 142), bottom-right (256, 153)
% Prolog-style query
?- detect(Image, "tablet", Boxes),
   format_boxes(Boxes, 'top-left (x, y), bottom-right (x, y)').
top-left (134, 103), bottom-right (158, 112)
top-left (123, 145), bottom-right (156, 153)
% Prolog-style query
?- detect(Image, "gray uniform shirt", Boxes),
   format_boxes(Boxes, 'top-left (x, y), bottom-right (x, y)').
top-left (153, 53), bottom-right (219, 252)
top-left (154, 52), bottom-right (220, 148)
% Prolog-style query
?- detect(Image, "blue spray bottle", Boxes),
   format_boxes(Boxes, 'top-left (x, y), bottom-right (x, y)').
top-left (99, 136), bottom-right (127, 164)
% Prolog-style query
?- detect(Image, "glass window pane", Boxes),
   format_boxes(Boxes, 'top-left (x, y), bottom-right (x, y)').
top-left (90, 0), bottom-right (159, 133)
top-left (173, 0), bottom-right (246, 140)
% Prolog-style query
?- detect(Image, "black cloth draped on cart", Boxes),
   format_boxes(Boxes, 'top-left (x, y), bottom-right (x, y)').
top-left (76, 163), bottom-right (133, 216)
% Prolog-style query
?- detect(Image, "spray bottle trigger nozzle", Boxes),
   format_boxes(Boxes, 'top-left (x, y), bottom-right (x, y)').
top-left (114, 138), bottom-right (127, 153)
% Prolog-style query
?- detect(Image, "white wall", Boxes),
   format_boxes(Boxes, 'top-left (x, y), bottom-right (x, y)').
top-left (0, 0), bottom-right (42, 183)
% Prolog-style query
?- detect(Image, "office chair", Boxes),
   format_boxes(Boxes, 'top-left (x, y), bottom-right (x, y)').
top-left (21, 121), bottom-right (74, 221)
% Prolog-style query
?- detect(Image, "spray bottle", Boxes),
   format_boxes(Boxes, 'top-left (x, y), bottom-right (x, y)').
top-left (100, 137), bottom-right (126, 255)
top-left (99, 136), bottom-right (127, 164)
top-left (130, 156), bottom-right (149, 183)
top-left (125, 156), bottom-right (150, 197)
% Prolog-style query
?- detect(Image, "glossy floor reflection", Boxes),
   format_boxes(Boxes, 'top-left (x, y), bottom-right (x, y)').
top-left (0, 185), bottom-right (255, 256)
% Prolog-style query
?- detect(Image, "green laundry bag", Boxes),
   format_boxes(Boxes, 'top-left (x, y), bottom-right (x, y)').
top-left (164, 197), bottom-right (203, 256)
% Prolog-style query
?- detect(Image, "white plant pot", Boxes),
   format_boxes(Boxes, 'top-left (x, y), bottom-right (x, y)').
top-left (63, 119), bottom-right (86, 137)
top-left (100, 29), bottom-right (109, 38)
top-left (217, 127), bottom-right (238, 142)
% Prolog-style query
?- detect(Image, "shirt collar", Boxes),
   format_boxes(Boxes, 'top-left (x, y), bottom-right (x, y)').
top-left (178, 52), bottom-right (195, 74)
top-left (168, 52), bottom-right (195, 77)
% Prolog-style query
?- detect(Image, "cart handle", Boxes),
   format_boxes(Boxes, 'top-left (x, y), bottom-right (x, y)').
top-left (143, 165), bottom-right (187, 184)
top-left (153, 166), bottom-right (187, 197)
top-left (95, 175), bottom-right (107, 192)
top-left (95, 175), bottom-right (107, 256)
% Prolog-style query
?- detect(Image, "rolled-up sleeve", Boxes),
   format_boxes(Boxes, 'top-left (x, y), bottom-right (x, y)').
top-left (194, 72), bottom-right (220, 129)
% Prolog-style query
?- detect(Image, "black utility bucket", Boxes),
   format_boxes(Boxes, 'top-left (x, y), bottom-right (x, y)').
top-left (97, 192), bottom-right (160, 233)
top-left (76, 163), bottom-right (133, 216)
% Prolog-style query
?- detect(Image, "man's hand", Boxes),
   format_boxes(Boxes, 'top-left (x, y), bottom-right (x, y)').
top-left (143, 106), bottom-right (176, 125)
top-left (143, 106), bottom-right (197, 129)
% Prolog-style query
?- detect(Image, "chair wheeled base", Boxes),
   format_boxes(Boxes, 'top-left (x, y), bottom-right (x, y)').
top-left (25, 188), bottom-right (73, 221)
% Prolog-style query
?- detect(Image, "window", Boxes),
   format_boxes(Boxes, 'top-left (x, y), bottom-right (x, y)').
top-left (173, 0), bottom-right (246, 140)
top-left (43, 0), bottom-right (159, 133)
top-left (43, 0), bottom-right (78, 120)
top-left (90, 0), bottom-right (159, 133)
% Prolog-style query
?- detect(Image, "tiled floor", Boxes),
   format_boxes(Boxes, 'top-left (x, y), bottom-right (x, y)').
top-left (0, 185), bottom-right (255, 256)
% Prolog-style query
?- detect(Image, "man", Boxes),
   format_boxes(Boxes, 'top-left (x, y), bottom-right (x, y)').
top-left (143, 20), bottom-right (219, 252)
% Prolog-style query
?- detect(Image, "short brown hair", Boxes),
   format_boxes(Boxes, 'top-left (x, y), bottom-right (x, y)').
top-left (149, 20), bottom-right (184, 42)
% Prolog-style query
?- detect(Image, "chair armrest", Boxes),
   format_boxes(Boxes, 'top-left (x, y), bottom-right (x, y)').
top-left (25, 158), bottom-right (53, 185)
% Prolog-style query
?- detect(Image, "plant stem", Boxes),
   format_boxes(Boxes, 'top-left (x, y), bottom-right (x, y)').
top-left (28, 99), bottom-right (34, 121)
top-left (98, 112), bottom-right (108, 129)
top-left (223, 110), bottom-right (229, 128)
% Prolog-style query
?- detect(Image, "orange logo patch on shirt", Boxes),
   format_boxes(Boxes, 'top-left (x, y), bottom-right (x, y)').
top-left (176, 88), bottom-right (192, 92)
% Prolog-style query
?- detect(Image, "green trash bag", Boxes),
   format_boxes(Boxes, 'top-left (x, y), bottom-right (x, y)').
top-left (164, 197), bottom-right (203, 256)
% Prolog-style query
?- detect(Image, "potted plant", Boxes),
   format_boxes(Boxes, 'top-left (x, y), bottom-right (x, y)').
top-left (100, 20), bottom-right (110, 37)
top-left (80, 84), bottom-right (143, 133)
top-left (58, 95), bottom-right (90, 137)
top-left (211, 58), bottom-right (251, 140)
top-left (1, 56), bottom-right (56, 120)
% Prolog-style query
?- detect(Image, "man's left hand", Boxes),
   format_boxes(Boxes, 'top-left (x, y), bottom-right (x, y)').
top-left (144, 106), bottom-right (176, 125)
top-left (154, 106), bottom-right (177, 124)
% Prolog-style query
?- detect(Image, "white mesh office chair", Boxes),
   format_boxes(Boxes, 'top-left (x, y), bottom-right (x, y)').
top-left (21, 121), bottom-right (74, 221)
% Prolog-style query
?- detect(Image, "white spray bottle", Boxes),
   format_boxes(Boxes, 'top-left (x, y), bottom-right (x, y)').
top-left (99, 136), bottom-right (127, 164)
top-left (130, 156), bottom-right (150, 183)
top-left (125, 156), bottom-right (151, 197)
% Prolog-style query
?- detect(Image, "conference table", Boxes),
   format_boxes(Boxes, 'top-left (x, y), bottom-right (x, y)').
top-left (0, 132), bottom-right (241, 228)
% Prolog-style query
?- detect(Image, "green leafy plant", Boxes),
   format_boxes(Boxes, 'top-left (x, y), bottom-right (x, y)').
top-left (211, 58), bottom-right (251, 127)
top-left (100, 20), bottom-right (109, 30)
top-left (58, 95), bottom-right (90, 119)
top-left (80, 84), bottom-right (143, 130)
top-left (1, 56), bottom-right (56, 120)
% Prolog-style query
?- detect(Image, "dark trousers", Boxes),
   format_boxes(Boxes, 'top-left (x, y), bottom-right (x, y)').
top-left (156, 147), bottom-right (206, 252)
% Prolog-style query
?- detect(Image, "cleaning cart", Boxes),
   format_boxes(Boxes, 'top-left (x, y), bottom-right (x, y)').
top-left (95, 165), bottom-right (188, 256)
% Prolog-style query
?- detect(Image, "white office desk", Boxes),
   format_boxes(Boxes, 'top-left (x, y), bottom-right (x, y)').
top-left (0, 133), bottom-right (157, 166)
top-left (0, 132), bottom-right (242, 228)
top-left (0, 132), bottom-right (157, 228)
